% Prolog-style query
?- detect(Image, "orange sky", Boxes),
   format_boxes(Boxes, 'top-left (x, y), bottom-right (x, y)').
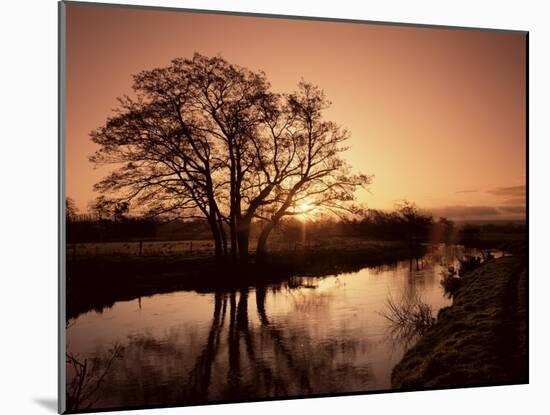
top-left (65, 3), bottom-right (526, 221)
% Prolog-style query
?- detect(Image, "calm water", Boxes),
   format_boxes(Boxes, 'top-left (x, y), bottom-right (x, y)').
top-left (66, 246), bottom-right (495, 410)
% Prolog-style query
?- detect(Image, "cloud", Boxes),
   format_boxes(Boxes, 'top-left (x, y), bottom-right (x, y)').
top-left (429, 205), bottom-right (500, 219)
top-left (499, 206), bottom-right (526, 214)
top-left (501, 197), bottom-right (526, 205)
top-left (487, 185), bottom-right (526, 197)
top-left (455, 189), bottom-right (478, 194)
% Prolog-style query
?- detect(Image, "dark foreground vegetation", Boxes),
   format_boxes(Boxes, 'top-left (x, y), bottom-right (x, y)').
top-left (391, 255), bottom-right (527, 389)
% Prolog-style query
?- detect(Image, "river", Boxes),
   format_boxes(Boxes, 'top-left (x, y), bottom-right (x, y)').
top-left (65, 245), bottom-right (497, 410)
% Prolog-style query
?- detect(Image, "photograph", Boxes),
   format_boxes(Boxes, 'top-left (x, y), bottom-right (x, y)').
top-left (61, 1), bottom-right (527, 412)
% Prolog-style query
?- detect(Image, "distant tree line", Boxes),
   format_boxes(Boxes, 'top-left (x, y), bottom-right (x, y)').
top-left (348, 201), bottom-right (457, 248)
top-left (66, 197), bottom-right (438, 247)
top-left (66, 197), bottom-right (155, 243)
top-left (67, 195), bottom-right (524, 253)
top-left (66, 196), bottom-right (213, 243)
top-left (457, 221), bottom-right (526, 253)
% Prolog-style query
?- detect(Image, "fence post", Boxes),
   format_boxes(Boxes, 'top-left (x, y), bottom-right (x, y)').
top-left (190, 241), bottom-right (193, 253)
top-left (139, 240), bottom-right (143, 257)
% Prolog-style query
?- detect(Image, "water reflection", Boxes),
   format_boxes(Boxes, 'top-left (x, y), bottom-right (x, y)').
top-left (66, 246), bottom-right (495, 410)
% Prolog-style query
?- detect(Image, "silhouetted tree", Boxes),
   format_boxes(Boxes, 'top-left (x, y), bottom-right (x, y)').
top-left (395, 201), bottom-right (433, 251)
top-left (90, 54), bottom-right (370, 263)
top-left (66, 197), bottom-right (78, 222)
top-left (254, 83), bottom-right (371, 260)
top-left (113, 201), bottom-right (129, 223)
top-left (87, 196), bottom-right (129, 222)
top-left (87, 196), bottom-right (113, 221)
top-left (431, 217), bottom-right (455, 244)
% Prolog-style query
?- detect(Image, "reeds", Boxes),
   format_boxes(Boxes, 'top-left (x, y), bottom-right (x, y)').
top-left (381, 293), bottom-right (436, 346)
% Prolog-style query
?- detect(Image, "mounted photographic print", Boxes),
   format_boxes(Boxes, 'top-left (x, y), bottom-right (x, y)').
top-left (59, 1), bottom-right (528, 413)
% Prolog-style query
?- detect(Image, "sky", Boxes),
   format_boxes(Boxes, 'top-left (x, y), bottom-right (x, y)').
top-left (65, 3), bottom-right (526, 221)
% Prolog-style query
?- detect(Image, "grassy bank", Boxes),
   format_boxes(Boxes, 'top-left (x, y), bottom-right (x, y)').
top-left (391, 255), bottom-right (527, 389)
top-left (66, 238), bottom-right (423, 320)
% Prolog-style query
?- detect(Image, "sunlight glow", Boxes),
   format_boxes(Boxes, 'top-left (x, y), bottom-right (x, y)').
top-left (298, 202), bottom-right (315, 221)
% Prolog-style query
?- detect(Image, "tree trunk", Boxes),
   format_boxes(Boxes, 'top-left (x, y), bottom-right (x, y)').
top-left (219, 220), bottom-right (228, 257)
top-left (256, 186), bottom-right (301, 262)
top-left (205, 182), bottom-right (225, 261)
top-left (256, 221), bottom-right (276, 263)
top-left (237, 231), bottom-right (249, 263)
top-left (208, 217), bottom-right (223, 260)
top-left (236, 217), bottom-right (251, 263)
top-left (214, 207), bottom-right (228, 258)
top-left (229, 216), bottom-right (238, 262)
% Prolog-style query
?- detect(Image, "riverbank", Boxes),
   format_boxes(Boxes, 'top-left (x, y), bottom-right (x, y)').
top-left (66, 239), bottom-right (424, 320)
top-left (391, 255), bottom-right (527, 389)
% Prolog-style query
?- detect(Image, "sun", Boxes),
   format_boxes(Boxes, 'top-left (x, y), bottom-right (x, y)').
top-left (297, 202), bottom-right (315, 221)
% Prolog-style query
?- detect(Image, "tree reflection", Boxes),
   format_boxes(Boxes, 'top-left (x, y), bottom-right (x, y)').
top-left (79, 280), bottom-right (373, 408)
top-left (188, 286), bottom-right (320, 399)
top-left (188, 291), bottom-right (227, 398)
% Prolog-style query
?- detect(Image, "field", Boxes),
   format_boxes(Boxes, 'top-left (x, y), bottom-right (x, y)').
top-left (67, 239), bottom-right (216, 258)
top-left (66, 236), bottom-right (401, 259)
